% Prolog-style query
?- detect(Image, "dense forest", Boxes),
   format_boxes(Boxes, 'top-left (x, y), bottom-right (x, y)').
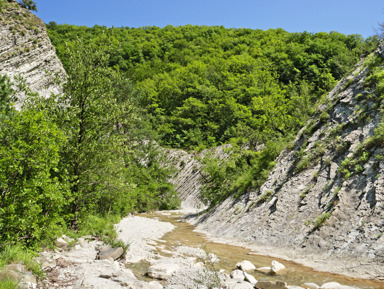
top-left (47, 24), bottom-right (379, 206)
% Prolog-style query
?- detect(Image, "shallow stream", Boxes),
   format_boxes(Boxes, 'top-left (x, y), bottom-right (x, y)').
top-left (128, 211), bottom-right (384, 289)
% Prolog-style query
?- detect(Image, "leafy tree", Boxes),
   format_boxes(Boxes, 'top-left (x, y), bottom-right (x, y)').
top-left (18, 0), bottom-right (37, 11)
top-left (0, 100), bottom-right (68, 245)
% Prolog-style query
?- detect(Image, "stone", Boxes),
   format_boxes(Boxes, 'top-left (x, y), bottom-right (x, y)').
top-left (300, 283), bottom-right (320, 289)
top-left (233, 281), bottom-right (255, 289)
top-left (61, 235), bottom-right (74, 243)
top-left (148, 281), bottom-right (164, 289)
top-left (256, 267), bottom-right (271, 273)
top-left (320, 282), bottom-right (358, 289)
top-left (287, 286), bottom-right (304, 289)
top-left (271, 260), bottom-right (286, 275)
top-left (236, 260), bottom-right (256, 272)
top-left (255, 281), bottom-right (288, 289)
top-left (4, 264), bottom-right (27, 273)
top-left (165, 285), bottom-right (185, 289)
top-left (243, 272), bottom-right (257, 284)
top-left (98, 247), bottom-right (124, 260)
top-left (230, 269), bottom-right (245, 281)
top-left (0, 270), bottom-right (24, 282)
top-left (148, 263), bottom-right (180, 280)
top-left (99, 267), bottom-right (121, 279)
top-left (55, 237), bottom-right (69, 250)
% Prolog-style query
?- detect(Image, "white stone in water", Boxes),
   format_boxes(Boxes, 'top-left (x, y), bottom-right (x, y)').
top-left (271, 260), bottom-right (286, 275)
top-left (232, 281), bottom-right (254, 289)
top-left (230, 269), bottom-right (245, 281)
top-left (301, 282), bottom-right (320, 289)
top-left (236, 260), bottom-right (256, 272)
top-left (148, 263), bottom-right (180, 280)
top-left (320, 282), bottom-right (360, 289)
top-left (243, 272), bottom-right (257, 284)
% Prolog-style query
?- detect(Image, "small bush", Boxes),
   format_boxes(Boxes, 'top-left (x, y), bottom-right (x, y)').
top-left (313, 212), bottom-right (331, 229)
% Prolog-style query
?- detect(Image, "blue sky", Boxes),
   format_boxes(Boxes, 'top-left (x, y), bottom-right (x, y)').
top-left (34, 0), bottom-right (384, 38)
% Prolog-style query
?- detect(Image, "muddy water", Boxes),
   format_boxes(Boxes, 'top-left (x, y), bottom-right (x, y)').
top-left (132, 211), bottom-right (384, 289)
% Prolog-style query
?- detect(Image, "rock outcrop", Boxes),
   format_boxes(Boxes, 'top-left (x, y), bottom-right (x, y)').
top-left (190, 45), bottom-right (384, 279)
top-left (0, 0), bottom-right (65, 107)
top-left (168, 144), bottom-right (231, 209)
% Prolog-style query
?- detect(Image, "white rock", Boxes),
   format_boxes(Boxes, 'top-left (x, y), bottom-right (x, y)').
top-left (148, 281), bottom-right (164, 289)
top-left (55, 237), bottom-right (69, 250)
top-left (256, 267), bottom-right (271, 273)
top-left (301, 283), bottom-right (320, 289)
top-left (271, 260), bottom-right (286, 275)
top-left (148, 263), bottom-right (180, 280)
top-left (243, 272), bottom-right (257, 284)
top-left (320, 282), bottom-right (359, 289)
top-left (236, 260), bottom-right (256, 272)
top-left (230, 269), bottom-right (245, 281)
top-left (62, 235), bottom-right (75, 243)
top-left (232, 281), bottom-right (254, 289)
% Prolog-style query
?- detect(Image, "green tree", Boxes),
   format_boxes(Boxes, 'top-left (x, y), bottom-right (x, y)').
top-left (18, 0), bottom-right (37, 11)
top-left (0, 103), bottom-right (68, 245)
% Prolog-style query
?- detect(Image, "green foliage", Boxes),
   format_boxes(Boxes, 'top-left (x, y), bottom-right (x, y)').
top-left (17, 0), bottom-right (37, 11)
top-left (0, 42), bottom-right (179, 251)
top-left (0, 244), bottom-right (43, 277)
top-left (46, 24), bottom-right (373, 151)
top-left (0, 103), bottom-right (69, 245)
top-left (313, 212), bottom-right (331, 230)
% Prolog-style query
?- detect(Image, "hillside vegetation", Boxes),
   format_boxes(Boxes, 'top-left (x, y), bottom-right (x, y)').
top-left (47, 24), bottom-right (379, 206)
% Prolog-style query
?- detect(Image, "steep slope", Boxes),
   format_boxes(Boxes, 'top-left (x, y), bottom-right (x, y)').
top-left (190, 44), bottom-right (384, 279)
top-left (168, 144), bottom-right (231, 209)
top-left (0, 0), bottom-right (65, 105)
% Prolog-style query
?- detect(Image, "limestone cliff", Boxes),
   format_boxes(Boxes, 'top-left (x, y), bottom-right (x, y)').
top-left (168, 144), bottom-right (231, 210)
top-left (189, 45), bottom-right (384, 279)
top-left (0, 0), bottom-right (65, 106)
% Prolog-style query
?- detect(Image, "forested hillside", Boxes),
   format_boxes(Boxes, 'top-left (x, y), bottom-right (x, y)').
top-left (0, 1), bottom-right (179, 253)
top-left (47, 24), bottom-right (379, 206)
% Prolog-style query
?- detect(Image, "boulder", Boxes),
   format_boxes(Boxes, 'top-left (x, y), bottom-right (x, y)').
top-left (232, 281), bottom-right (255, 289)
top-left (230, 269), bottom-right (245, 281)
top-left (148, 263), bottom-right (180, 280)
top-left (0, 270), bottom-right (24, 282)
top-left (271, 260), bottom-right (286, 275)
top-left (148, 281), bottom-right (164, 289)
top-left (255, 280), bottom-right (288, 289)
top-left (98, 247), bottom-right (124, 260)
top-left (243, 271), bottom-right (257, 284)
top-left (320, 282), bottom-right (359, 289)
top-left (55, 237), bottom-right (69, 250)
top-left (61, 234), bottom-right (75, 243)
top-left (4, 264), bottom-right (26, 273)
top-left (236, 260), bottom-right (256, 272)
top-left (300, 283), bottom-right (320, 289)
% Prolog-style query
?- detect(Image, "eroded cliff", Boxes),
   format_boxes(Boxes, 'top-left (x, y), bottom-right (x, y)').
top-left (0, 0), bottom-right (65, 105)
top-left (188, 45), bottom-right (384, 279)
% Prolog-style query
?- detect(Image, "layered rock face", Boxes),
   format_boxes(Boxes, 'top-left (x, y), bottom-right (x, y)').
top-left (168, 144), bottom-right (230, 209)
top-left (0, 0), bottom-right (65, 106)
top-left (191, 45), bottom-right (384, 276)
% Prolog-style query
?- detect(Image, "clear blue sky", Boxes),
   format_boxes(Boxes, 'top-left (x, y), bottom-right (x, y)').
top-left (34, 0), bottom-right (384, 38)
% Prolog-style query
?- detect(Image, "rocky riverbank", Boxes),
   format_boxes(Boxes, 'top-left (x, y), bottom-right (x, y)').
top-left (5, 211), bottom-right (379, 289)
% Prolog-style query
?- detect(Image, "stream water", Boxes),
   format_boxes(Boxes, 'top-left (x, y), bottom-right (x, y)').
top-left (128, 211), bottom-right (384, 289)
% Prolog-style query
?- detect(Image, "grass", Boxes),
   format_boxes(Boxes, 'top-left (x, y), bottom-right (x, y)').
top-left (313, 212), bottom-right (331, 230)
top-left (77, 214), bottom-right (129, 252)
top-left (0, 244), bottom-right (43, 278)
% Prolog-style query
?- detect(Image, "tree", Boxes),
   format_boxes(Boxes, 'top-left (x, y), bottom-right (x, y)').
top-left (18, 0), bottom-right (37, 12)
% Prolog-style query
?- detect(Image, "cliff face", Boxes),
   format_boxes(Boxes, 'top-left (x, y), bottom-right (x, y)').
top-left (0, 0), bottom-right (65, 106)
top-left (189, 45), bottom-right (384, 278)
top-left (168, 145), bottom-right (231, 210)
